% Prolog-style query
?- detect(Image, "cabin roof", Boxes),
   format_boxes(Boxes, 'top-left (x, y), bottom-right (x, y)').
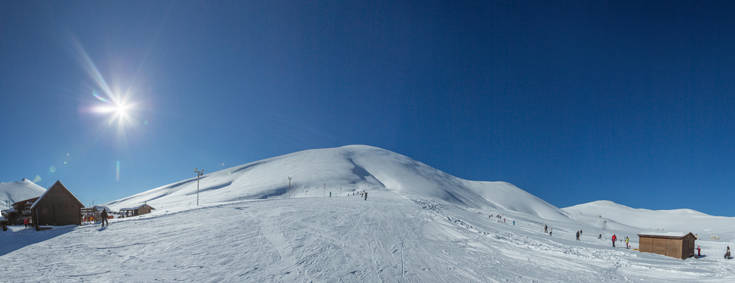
top-left (120, 204), bottom-right (154, 211)
top-left (12, 197), bottom-right (39, 207)
top-left (638, 232), bottom-right (696, 239)
top-left (31, 180), bottom-right (84, 209)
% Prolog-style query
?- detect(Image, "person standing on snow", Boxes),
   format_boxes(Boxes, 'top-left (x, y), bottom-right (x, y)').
top-left (576, 230), bottom-right (580, 240)
top-left (549, 227), bottom-right (552, 236)
top-left (544, 224), bottom-right (548, 233)
top-left (612, 234), bottom-right (617, 247)
top-left (100, 209), bottom-right (109, 227)
top-left (725, 246), bottom-right (731, 259)
top-left (364, 191), bottom-right (368, 201)
top-left (625, 236), bottom-right (630, 249)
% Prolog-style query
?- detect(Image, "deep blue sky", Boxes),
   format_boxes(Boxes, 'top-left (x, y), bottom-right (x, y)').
top-left (1, 1), bottom-right (734, 215)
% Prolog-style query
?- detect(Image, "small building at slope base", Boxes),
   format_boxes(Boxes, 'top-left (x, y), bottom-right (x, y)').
top-left (120, 204), bottom-right (155, 217)
top-left (638, 232), bottom-right (696, 259)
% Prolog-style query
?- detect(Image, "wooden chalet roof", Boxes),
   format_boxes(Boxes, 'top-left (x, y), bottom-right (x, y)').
top-left (638, 232), bottom-right (697, 239)
top-left (31, 180), bottom-right (84, 209)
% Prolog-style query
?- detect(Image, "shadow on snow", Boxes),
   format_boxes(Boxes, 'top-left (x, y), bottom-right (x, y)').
top-left (0, 225), bottom-right (76, 256)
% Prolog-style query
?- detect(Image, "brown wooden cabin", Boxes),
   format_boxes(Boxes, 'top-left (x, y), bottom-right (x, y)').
top-left (638, 232), bottom-right (697, 259)
top-left (31, 181), bottom-right (84, 226)
top-left (120, 204), bottom-right (155, 217)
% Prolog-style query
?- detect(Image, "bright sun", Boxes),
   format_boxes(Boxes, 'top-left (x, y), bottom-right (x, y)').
top-left (92, 96), bottom-right (136, 131)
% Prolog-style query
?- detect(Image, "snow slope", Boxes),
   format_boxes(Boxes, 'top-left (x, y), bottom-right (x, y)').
top-left (0, 179), bottom-right (46, 209)
top-left (4, 191), bottom-right (735, 282)
top-left (5, 145), bottom-right (735, 282)
top-left (564, 200), bottom-right (735, 241)
top-left (106, 145), bottom-right (569, 221)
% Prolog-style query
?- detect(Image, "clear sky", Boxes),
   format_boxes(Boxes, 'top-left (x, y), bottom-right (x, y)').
top-left (1, 1), bottom-right (733, 215)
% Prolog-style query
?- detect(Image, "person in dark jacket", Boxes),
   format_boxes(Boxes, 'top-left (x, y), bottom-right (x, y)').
top-left (725, 246), bottom-right (731, 259)
top-left (101, 210), bottom-right (109, 227)
top-left (364, 191), bottom-right (368, 200)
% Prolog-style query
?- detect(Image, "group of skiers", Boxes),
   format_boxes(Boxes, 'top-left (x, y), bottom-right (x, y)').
top-left (349, 190), bottom-right (368, 200)
top-left (489, 214), bottom-right (512, 225)
top-left (575, 230), bottom-right (583, 240)
top-left (541, 225), bottom-right (636, 249)
top-left (609, 234), bottom-right (630, 248)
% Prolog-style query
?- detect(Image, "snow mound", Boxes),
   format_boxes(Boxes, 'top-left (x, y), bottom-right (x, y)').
top-left (0, 179), bottom-right (46, 209)
top-left (107, 145), bottom-right (569, 221)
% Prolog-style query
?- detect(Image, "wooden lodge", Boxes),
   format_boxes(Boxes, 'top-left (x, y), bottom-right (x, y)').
top-left (120, 204), bottom-right (155, 217)
top-left (3, 197), bottom-right (39, 225)
top-left (638, 232), bottom-right (697, 259)
top-left (31, 181), bottom-right (84, 226)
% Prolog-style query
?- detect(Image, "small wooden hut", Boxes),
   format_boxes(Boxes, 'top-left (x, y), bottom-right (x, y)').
top-left (31, 181), bottom-right (84, 226)
top-left (120, 204), bottom-right (155, 217)
top-left (638, 232), bottom-right (696, 259)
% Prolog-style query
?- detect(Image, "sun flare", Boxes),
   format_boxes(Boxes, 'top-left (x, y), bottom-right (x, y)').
top-left (92, 96), bottom-right (137, 131)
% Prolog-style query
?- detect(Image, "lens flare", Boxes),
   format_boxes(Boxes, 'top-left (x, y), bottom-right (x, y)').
top-left (116, 160), bottom-right (121, 182)
top-left (75, 38), bottom-right (139, 136)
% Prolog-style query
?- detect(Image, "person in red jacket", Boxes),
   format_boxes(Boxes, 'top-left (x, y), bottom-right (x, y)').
top-left (612, 234), bottom-right (617, 247)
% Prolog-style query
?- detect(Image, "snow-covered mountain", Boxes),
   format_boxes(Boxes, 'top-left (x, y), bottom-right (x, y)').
top-left (0, 179), bottom-right (46, 209)
top-left (563, 200), bottom-right (735, 241)
top-left (107, 145), bottom-right (569, 221)
top-left (6, 145), bottom-right (735, 282)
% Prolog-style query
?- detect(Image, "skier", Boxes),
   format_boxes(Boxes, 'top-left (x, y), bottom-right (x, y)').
top-left (101, 209), bottom-right (109, 227)
top-left (612, 234), bottom-right (617, 247)
top-left (364, 191), bottom-right (368, 201)
top-left (549, 227), bottom-right (552, 236)
top-left (512, 220), bottom-right (515, 226)
top-left (625, 236), bottom-right (630, 249)
top-left (725, 246), bottom-right (731, 259)
top-left (544, 224), bottom-right (548, 233)
top-left (598, 234), bottom-right (602, 239)
top-left (576, 230), bottom-right (580, 240)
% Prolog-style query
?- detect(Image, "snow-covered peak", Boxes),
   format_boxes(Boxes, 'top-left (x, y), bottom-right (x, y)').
top-left (0, 179), bottom-right (46, 209)
top-left (107, 145), bottom-right (569, 221)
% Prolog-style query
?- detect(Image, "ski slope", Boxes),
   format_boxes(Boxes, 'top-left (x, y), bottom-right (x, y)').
top-left (3, 145), bottom-right (735, 282)
top-left (0, 178), bottom-right (46, 210)
top-left (106, 145), bottom-right (568, 221)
